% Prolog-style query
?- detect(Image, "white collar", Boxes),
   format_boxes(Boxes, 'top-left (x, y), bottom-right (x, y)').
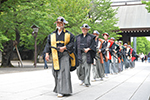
top-left (57, 30), bottom-right (62, 35)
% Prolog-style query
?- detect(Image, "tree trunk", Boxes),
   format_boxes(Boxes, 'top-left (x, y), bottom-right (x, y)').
top-left (1, 40), bottom-right (14, 67)
top-left (1, 27), bottom-right (20, 67)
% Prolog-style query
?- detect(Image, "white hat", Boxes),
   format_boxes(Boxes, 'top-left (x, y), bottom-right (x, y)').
top-left (93, 30), bottom-right (100, 34)
top-left (55, 16), bottom-right (68, 24)
top-left (80, 24), bottom-right (91, 29)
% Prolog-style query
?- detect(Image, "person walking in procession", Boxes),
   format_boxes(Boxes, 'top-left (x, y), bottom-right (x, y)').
top-left (92, 30), bottom-right (104, 82)
top-left (44, 17), bottom-right (75, 97)
top-left (75, 24), bottom-right (96, 87)
top-left (123, 43), bottom-right (130, 69)
top-left (118, 41), bottom-right (124, 71)
top-left (109, 37), bottom-right (118, 74)
top-left (100, 33), bottom-right (114, 77)
top-left (128, 45), bottom-right (136, 68)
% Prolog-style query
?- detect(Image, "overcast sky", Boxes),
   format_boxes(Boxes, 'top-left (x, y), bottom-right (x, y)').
top-left (146, 37), bottom-right (150, 41)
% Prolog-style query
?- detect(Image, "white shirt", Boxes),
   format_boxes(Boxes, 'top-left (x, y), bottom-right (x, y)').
top-left (141, 54), bottom-right (144, 58)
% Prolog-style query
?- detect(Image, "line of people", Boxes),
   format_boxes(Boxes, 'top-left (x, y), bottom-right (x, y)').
top-left (44, 17), bottom-right (137, 98)
top-left (91, 32), bottom-right (136, 82)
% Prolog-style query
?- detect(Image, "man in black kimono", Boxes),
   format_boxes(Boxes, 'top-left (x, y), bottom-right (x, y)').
top-left (123, 43), bottom-right (130, 69)
top-left (75, 24), bottom-right (96, 87)
top-left (118, 41), bottom-right (124, 71)
top-left (128, 45), bottom-right (136, 68)
top-left (44, 17), bottom-right (74, 97)
top-left (109, 37), bottom-right (118, 74)
top-left (92, 30), bottom-right (105, 81)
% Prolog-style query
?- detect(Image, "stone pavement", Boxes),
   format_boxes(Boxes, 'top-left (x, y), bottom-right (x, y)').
top-left (0, 61), bottom-right (150, 100)
top-left (0, 60), bottom-right (52, 74)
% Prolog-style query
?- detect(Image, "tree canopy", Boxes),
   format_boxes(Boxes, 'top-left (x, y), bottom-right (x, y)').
top-left (131, 37), bottom-right (150, 55)
top-left (0, 0), bottom-right (119, 51)
top-left (142, 0), bottom-right (150, 13)
top-left (0, 0), bottom-right (119, 67)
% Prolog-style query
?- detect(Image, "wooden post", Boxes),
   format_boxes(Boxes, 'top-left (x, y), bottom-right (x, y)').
top-left (15, 45), bottom-right (23, 67)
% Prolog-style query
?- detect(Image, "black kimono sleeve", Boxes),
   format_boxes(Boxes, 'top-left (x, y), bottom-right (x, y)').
top-left (115, 44), bottom-right (120, 53)
top-left (89, 36), bottom-right (96, 61)
top-left (44, 34), bottom-right (51, 54)
top-left (132, 50), bottom-right (136, 57)
top-left (74, 36), bottom-right (78, 54)
top-left (89, 37), bottom-right (96, 52)
top-left (66, 33), bottom-right (74, 53)
top-left (101, 42), bottom-right (106, 55)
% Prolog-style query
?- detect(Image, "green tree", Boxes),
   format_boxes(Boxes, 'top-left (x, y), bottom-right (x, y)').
top-left (0, 0), bottom-right (52, 67)
top-left (142, 0), bottom-right (150, 13)
top-left (131, 37), bottom-right (150, 54)
top-left (0, 0), bottom-right (119, 67)
top-left (88, 0), bottom-right (119, 39)
top-left (0, 0), bottom-right (91, 67)
top-left (48, 0), bottom-right (91, 35)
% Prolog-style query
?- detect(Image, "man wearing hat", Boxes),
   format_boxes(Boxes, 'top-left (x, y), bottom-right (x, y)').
top-left (100, 33), bottom-right (114, 77)
top-left (44, 16), bottom-right (75, 97)
top-left (123, 43), bottom-right (130, 69)
top-left (92, 30), bottom-right (104, 81)
top-left (128, 45), bottom-right (136, 68)
top-left (109, 37), bottom-right (118, 74)
top-left (118, 41), bottom-right (125, 71)
top-left (114, 41), bottom-right (120, 73)
top-left (75, 24), bottom-right (96, 87)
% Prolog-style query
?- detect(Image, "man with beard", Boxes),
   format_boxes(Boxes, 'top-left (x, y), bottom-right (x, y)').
top-left (44, 17), bottom-right (75, 97)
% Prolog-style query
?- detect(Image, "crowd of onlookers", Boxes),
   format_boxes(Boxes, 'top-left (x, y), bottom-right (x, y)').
top-left (138, 52), bottom-right (150, 63)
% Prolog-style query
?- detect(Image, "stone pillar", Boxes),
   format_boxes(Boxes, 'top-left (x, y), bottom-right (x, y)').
top-left (133, 37), bottom-right (136, 52)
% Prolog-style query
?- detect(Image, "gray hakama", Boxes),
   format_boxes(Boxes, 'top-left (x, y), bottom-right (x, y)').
top-left (121, 61), bottom-right (124, 71)
top-left (92, 63), bottom-right (99, 80)
top-left (44, 29), bottom-right (74, 95)
top-left (118, 62), bottom-right (122, 72)
top-left (124, 59), bottom-right (130, 69)
top-left (77, 53), bottom-right (91, 85)
top-left (130, 60), bottom-right (135, 68)
top-left (96, 58), bottom-right (105, 78)
top-left (110, 56), bottom-right (118, 74)
top-left (115, 63), bottom-right (119, 73)
top-left (52, 52), bottom-right (72, 94)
